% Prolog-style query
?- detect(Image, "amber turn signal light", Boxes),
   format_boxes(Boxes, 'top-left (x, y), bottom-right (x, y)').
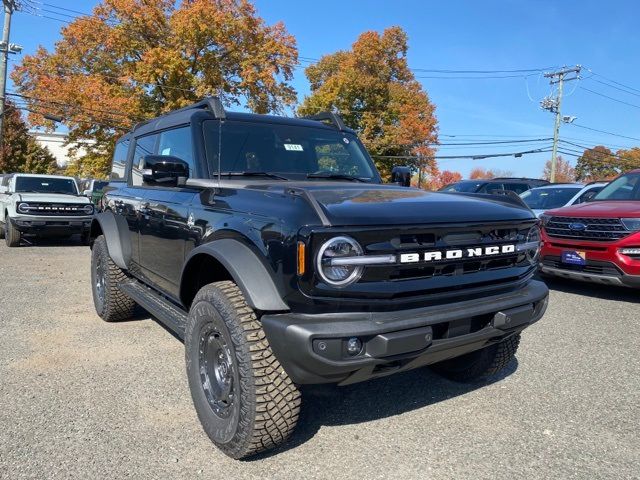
top-left (297, 241), bottom-right (306, 275)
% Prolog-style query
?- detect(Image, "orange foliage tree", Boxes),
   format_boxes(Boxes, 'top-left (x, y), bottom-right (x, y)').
top-left (542, 156), bottom-right (575, 182)
top-left (575, 146), bottom-right (640, 181)
top-left (420, 169), bottom-right (462, 190)
top-left (297, 27), bottom-right (438, 180)
top-left (469, 167), bottom-right (514, 179)
top-left (12, 0), bottom-right (298, 177)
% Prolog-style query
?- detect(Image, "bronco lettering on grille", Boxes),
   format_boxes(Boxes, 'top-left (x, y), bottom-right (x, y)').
top-left (400, 244), bottom-right (516, 263)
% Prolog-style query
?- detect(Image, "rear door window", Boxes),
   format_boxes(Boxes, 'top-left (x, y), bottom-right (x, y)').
top-left (503, 183), bottom-right (530, 194)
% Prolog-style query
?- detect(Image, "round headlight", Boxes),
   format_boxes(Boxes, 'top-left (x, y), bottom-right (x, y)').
top-left (17, 203), bottom-right (30, 213)
top-left (525, 225), bottom-right (541, 264)
top-left (83, 204), bottom-right (94, 215)
top-left (316, 236), bottom-right (364, 287)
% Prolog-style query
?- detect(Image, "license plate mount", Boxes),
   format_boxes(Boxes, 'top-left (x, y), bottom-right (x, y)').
top-left (561, 250), bottom-right (587, 266)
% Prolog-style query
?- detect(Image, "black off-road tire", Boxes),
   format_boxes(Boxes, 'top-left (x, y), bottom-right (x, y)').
top-left (91, 235), bottom-right (136, 322)
top-left (5, 219), bottom-right (21, 247)
top-left (430, 333), bottom-right (521, 383)
top-left (185, 281), bottom-right (301, 460)
top-left (0, 221), bottom-right (4, 239)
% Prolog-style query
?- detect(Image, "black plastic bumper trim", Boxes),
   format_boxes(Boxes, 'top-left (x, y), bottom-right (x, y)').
top-left (261, 280), bottom-right (549, 385)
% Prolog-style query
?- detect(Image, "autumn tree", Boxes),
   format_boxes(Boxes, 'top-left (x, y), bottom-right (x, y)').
top-left (0, 101), bottom-right (57, 174)
top-left (542, 156), bottom-right (575, 183)
top-left (12, 0), bottom-right (298, 177)
top-left (574, 146), bottom-right (640, 181)
top-left (469, 167), bottom-right (514, 179)
top-left (297, 27), bottom-right (438, 179)
top-left (420, 169), bottom-right (462, 190)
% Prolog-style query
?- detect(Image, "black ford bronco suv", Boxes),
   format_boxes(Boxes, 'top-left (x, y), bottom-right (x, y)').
top-left (89, 98), bottom-right (548, 459)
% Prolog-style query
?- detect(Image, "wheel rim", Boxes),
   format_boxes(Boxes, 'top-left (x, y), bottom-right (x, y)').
top-left (94, 253), bottom-right (106, 307)
top-left (199, 325), bottom-right (235, 418)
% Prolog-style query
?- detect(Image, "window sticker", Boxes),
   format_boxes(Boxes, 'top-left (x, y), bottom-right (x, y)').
top-left (343, 137), bottom-right (350, 144)
top-left (161, 148), bottom-right (171, 155)
top-left (284, 143), bottom-right (304, 151)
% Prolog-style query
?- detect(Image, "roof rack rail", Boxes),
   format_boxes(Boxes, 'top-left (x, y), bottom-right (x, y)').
top-left (303, 112), bottom-right (348, 131)
top-left (132, 96), bottom-right (226, 131)
top-left (493, 177), bottom-right (547, 181)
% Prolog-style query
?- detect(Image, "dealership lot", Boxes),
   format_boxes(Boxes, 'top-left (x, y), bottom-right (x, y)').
top-left (0, 241), bottom-right (638, 480)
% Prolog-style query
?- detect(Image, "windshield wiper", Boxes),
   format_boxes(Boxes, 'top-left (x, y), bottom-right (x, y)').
top-left (306, 173), bottom-right (368, 182)
top-left (220, 171), bottom-right (289, 181)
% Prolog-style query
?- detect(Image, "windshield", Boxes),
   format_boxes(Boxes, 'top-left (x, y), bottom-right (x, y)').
top-left (520, 186), bottom-right (581, 210)
top-left (204, 120), bottom-right (378, 181)
top-left (440, 181), bottom-right (484, 192)
top-left (594, 172), bottom-right (640, 201)
top-left (15, 176), bottom-right (78, 195)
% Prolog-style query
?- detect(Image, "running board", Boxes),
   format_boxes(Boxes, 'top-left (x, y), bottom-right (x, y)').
top-left (118, 281), bottom-right (188, 339)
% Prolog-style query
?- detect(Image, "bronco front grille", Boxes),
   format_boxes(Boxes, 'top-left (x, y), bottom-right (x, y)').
top-left (19, 203), bottom-right (91, 216)
top-left (545, 216), bottom-right (628, 242)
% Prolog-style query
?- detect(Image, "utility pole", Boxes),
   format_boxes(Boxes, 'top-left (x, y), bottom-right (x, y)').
top-left (541, 65), bottom-right (580, 182)
top-left (0, 0), bottom-right (19, 149)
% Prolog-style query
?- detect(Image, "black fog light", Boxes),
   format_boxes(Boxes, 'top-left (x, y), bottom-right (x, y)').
top-left (346, 337), bottom-right (362, 356)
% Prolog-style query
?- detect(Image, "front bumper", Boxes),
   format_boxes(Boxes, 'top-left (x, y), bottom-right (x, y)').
top-left (262, 280), bottom-right (548, 385)
top-left (540, 231), bottom-right (640, 288)
top-left (10, 216), bottom-right (93, 235)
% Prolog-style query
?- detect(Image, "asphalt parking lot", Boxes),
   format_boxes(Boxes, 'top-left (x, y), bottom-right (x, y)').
top-left (0, 240), bottom-right (638, 480)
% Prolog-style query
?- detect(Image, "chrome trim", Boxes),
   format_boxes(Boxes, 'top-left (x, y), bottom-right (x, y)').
top-left (540, 266), bottom-right (624, 285)
top-left (329, 254), bottom-right (397, 266)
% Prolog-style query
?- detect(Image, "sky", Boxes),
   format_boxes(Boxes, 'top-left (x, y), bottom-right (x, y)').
top-left (7, 0), bottom-right (640, 178)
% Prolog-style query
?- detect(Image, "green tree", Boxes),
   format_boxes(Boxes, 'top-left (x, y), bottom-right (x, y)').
top-left (297, 26), bottom-right (438, 179)
top-left (12, 0), bottom-right (299, 178)
top-left (0, 101), bottom-right (57, 174)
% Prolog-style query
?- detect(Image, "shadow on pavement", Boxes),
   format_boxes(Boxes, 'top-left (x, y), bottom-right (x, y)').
top-left (16, 234), bottom-right (89, 248)
top-left (540, 275), bottom-right (639, 303)
top-left (253, 357), bottom-right (518, 459)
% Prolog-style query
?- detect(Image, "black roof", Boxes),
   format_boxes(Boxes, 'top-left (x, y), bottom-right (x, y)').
top-left (127, 97), bottom-right (354, 139)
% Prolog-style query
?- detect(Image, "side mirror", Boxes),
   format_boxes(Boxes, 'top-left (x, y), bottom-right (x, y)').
top-left (142, 155), bottom-right (189, 187)
top-left (83, 189), bottom-right (93, 196)
top-left (391, 166), bottom-right (412, 187)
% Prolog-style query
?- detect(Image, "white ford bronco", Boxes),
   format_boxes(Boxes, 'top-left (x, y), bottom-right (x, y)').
top-left (0, 173), bottom-right (95, 247)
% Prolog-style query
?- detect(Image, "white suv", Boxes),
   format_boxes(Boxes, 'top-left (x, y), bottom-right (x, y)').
top-left (0, 173), bottom-right (95, 247)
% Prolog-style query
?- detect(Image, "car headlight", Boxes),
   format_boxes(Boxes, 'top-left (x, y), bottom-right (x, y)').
top-left (82, 204), bottom-right (95, 215)
top-left (519, 225), bottom-right (541, 264)
top-left (17, 203), bottom-right (30, 214)
top-left (621, 218), bottom-right (640, 231)
top-left (316, 236), bottom-right (364, 287)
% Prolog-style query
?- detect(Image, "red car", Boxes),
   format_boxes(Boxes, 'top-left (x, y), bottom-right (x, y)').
top-left (539, 169), bottom-right (640, 287)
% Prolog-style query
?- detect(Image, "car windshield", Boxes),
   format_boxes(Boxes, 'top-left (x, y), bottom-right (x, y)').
top-left (594, 172), bottom-right (640, 201)
top-left (440, 181), bottom-right (484, 192)
top-left (204, 120), bottom-right (377, 181)
top-left (520, 186), bottom-right (582, 210)
top-left (15, 176), bottom-right (78, 195)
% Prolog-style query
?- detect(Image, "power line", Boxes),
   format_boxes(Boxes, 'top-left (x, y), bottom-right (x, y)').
top-left (579, 86), bottom-right (640, 110)
top-left (571, 124), bottom-right (640, 142)
top-left (588, 78), bottom-right (640, 98)
top-left (589, 71), bottom-right (640, 95)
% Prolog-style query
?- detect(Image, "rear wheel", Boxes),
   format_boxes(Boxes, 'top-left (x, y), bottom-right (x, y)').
top-left (0, 221), bottom-right (4, 239)
top-left (91, 235), bottom-right (136, 322)
top-left (5, 220), bottom-right (21, 247)
top-left (185, 281), bottom-right (301, 459)
top-left (430, 334), bottom-right (521, 383)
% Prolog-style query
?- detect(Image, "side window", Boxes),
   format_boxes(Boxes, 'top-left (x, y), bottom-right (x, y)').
top-left (110, 138), bottom-right (130, 180)
top-left (504, 183), bottom-right (529, 194)
top-left (479, 183), bottom-right (503, 193)
top-left (130, 134), bottom-right (158, 186)
top-left (157, 127), bottom-right (196, 177)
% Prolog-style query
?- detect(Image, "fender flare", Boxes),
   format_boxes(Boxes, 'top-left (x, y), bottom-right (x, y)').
top-left (91, 212), bottom-right (132, 270)
top-left (182, 239), bottom-right (289, 312)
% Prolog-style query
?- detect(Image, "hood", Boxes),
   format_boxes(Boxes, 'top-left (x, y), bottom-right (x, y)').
top-left (16, 193), bottom-right (89, 204)
top-left (281, 183), bottom-right (535, 226)
top-left (546, 201), bottom-right (640, 218)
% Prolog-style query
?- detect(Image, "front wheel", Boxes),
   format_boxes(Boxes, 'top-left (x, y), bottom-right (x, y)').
top-left (185, 281), bottom-right (301, 459)
top-left (430, 334), bottom-right (521, 383)
top-left (5, 220), bottom-right (21, 247)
